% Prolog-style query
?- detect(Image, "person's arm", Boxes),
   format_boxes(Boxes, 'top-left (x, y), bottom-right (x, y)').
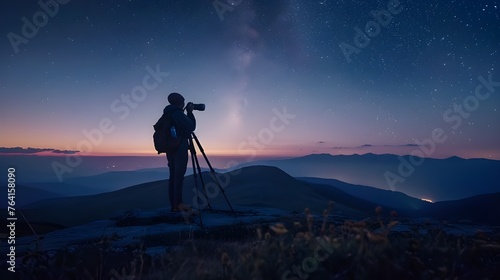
top-left (184, 111), bottom-right (196, 132)
top-left (172, 110), bottom-right (196, 135)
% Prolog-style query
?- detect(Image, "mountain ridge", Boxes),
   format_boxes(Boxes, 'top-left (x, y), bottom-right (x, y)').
top-left (235, 153), bottom-right (500, 201)
top-left (16, 165), bottom-right (500, 230)
top-left (19, 165), bottom-right (393, 227)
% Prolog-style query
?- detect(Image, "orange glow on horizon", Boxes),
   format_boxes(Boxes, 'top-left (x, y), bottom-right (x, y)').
top-left (1, 145), bottom-right (499, 160)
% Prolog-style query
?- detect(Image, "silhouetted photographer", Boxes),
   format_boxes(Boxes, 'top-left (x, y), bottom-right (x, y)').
top-left (159, 92), bottom-right (198, 212)
top-left (154, 93), bottom-right (235, 224)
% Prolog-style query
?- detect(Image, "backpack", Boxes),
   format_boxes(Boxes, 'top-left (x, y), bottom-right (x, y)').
top-left (153, 110), bottom-right (182, 154)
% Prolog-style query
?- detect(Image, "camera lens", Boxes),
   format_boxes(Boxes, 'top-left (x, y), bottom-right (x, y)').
top-left (193, 104), bottom-right (205, 111)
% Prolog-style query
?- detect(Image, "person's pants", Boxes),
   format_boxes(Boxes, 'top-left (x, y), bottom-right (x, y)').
top-left (167, 142), bottom-right (188, 208)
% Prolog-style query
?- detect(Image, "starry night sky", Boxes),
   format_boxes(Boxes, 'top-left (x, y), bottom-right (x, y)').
top-left (1, 0), bottom-right (499, 159)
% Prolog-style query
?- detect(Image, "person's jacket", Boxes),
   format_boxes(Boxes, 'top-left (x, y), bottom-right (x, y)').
top-left (162, 105), bottom-right (196, 148)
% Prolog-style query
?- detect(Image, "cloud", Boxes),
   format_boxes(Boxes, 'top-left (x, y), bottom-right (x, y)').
top-left (400, 144), bottom-right (420, 147)
top-left (0, 147), bottom-right (79, 155)
top-left (0, 147), bottom-right (52, 154)
top-left (51, 149), bottom-right (80, 155)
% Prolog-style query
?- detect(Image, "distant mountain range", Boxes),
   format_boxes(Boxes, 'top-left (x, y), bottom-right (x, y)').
top-left (18, 166), bottom-right (378, 227)
top-left (14, 165), bottom-right (500, 229)
top-left (17, 167), bottom-right (207, 198)
top-left (298, 177), bottom-right (430, 211)
top-left (0, 185), bottom-right (63, 208)
top-left (3, 169), bottom-right (169, 199)
top-left (235, 153), bottom-right (500, 201)
top-left (0, 155), bottom-right (168, 183)
top-left (2, 153), bottom-right (498, 202)
top-left (420, 192), bottom-right (500, 225)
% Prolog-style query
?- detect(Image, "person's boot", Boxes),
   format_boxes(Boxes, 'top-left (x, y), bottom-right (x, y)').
top-left (178, 203), bottom-right (199, 215)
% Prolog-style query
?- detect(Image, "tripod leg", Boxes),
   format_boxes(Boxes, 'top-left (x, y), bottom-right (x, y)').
top-left (193, 150), bottom-right (212, 210)
top-left (191, 132), bottom-right (238, 217)
top-left (188, 138), bottom-right (204, 228)
top-left (189, 137), bottom-right (212, 210)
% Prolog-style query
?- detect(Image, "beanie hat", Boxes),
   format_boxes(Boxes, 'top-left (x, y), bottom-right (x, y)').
top-left (168, 92), bottom-right (185, 106)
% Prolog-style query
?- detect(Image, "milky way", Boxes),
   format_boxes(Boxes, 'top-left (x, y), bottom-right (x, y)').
top-left (1, 0), bottom-right (499, 159)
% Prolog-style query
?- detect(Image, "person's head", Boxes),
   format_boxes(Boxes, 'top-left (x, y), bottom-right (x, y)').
top-left (168, 92), bottom-right (185, 109)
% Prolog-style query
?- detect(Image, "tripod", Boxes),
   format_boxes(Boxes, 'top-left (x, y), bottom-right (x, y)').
top-left (188, 132), bottom-right (237, 227)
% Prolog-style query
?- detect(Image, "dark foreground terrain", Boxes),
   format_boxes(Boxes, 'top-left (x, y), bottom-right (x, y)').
top-left (2, 204), bottom-right (500, 280)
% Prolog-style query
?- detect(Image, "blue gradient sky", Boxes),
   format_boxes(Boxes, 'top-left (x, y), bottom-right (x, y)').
top-left (1, 0), bottom-right (499, 159)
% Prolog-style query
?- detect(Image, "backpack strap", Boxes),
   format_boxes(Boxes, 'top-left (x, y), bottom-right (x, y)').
top-left (164, 108), bottom-right (183, 129)
top-left (154, 108), bottom-right (177, 131)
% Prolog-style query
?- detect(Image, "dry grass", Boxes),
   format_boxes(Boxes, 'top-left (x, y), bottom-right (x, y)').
top-left (9, 203), bottom-right (500, 280)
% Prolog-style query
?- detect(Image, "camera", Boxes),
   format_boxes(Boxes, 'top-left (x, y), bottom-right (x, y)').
top-left (186, 102), bottom-right (205, 111)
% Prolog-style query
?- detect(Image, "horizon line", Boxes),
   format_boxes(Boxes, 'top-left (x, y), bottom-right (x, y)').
top-left (1, 151), bottom-right (498, 161)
